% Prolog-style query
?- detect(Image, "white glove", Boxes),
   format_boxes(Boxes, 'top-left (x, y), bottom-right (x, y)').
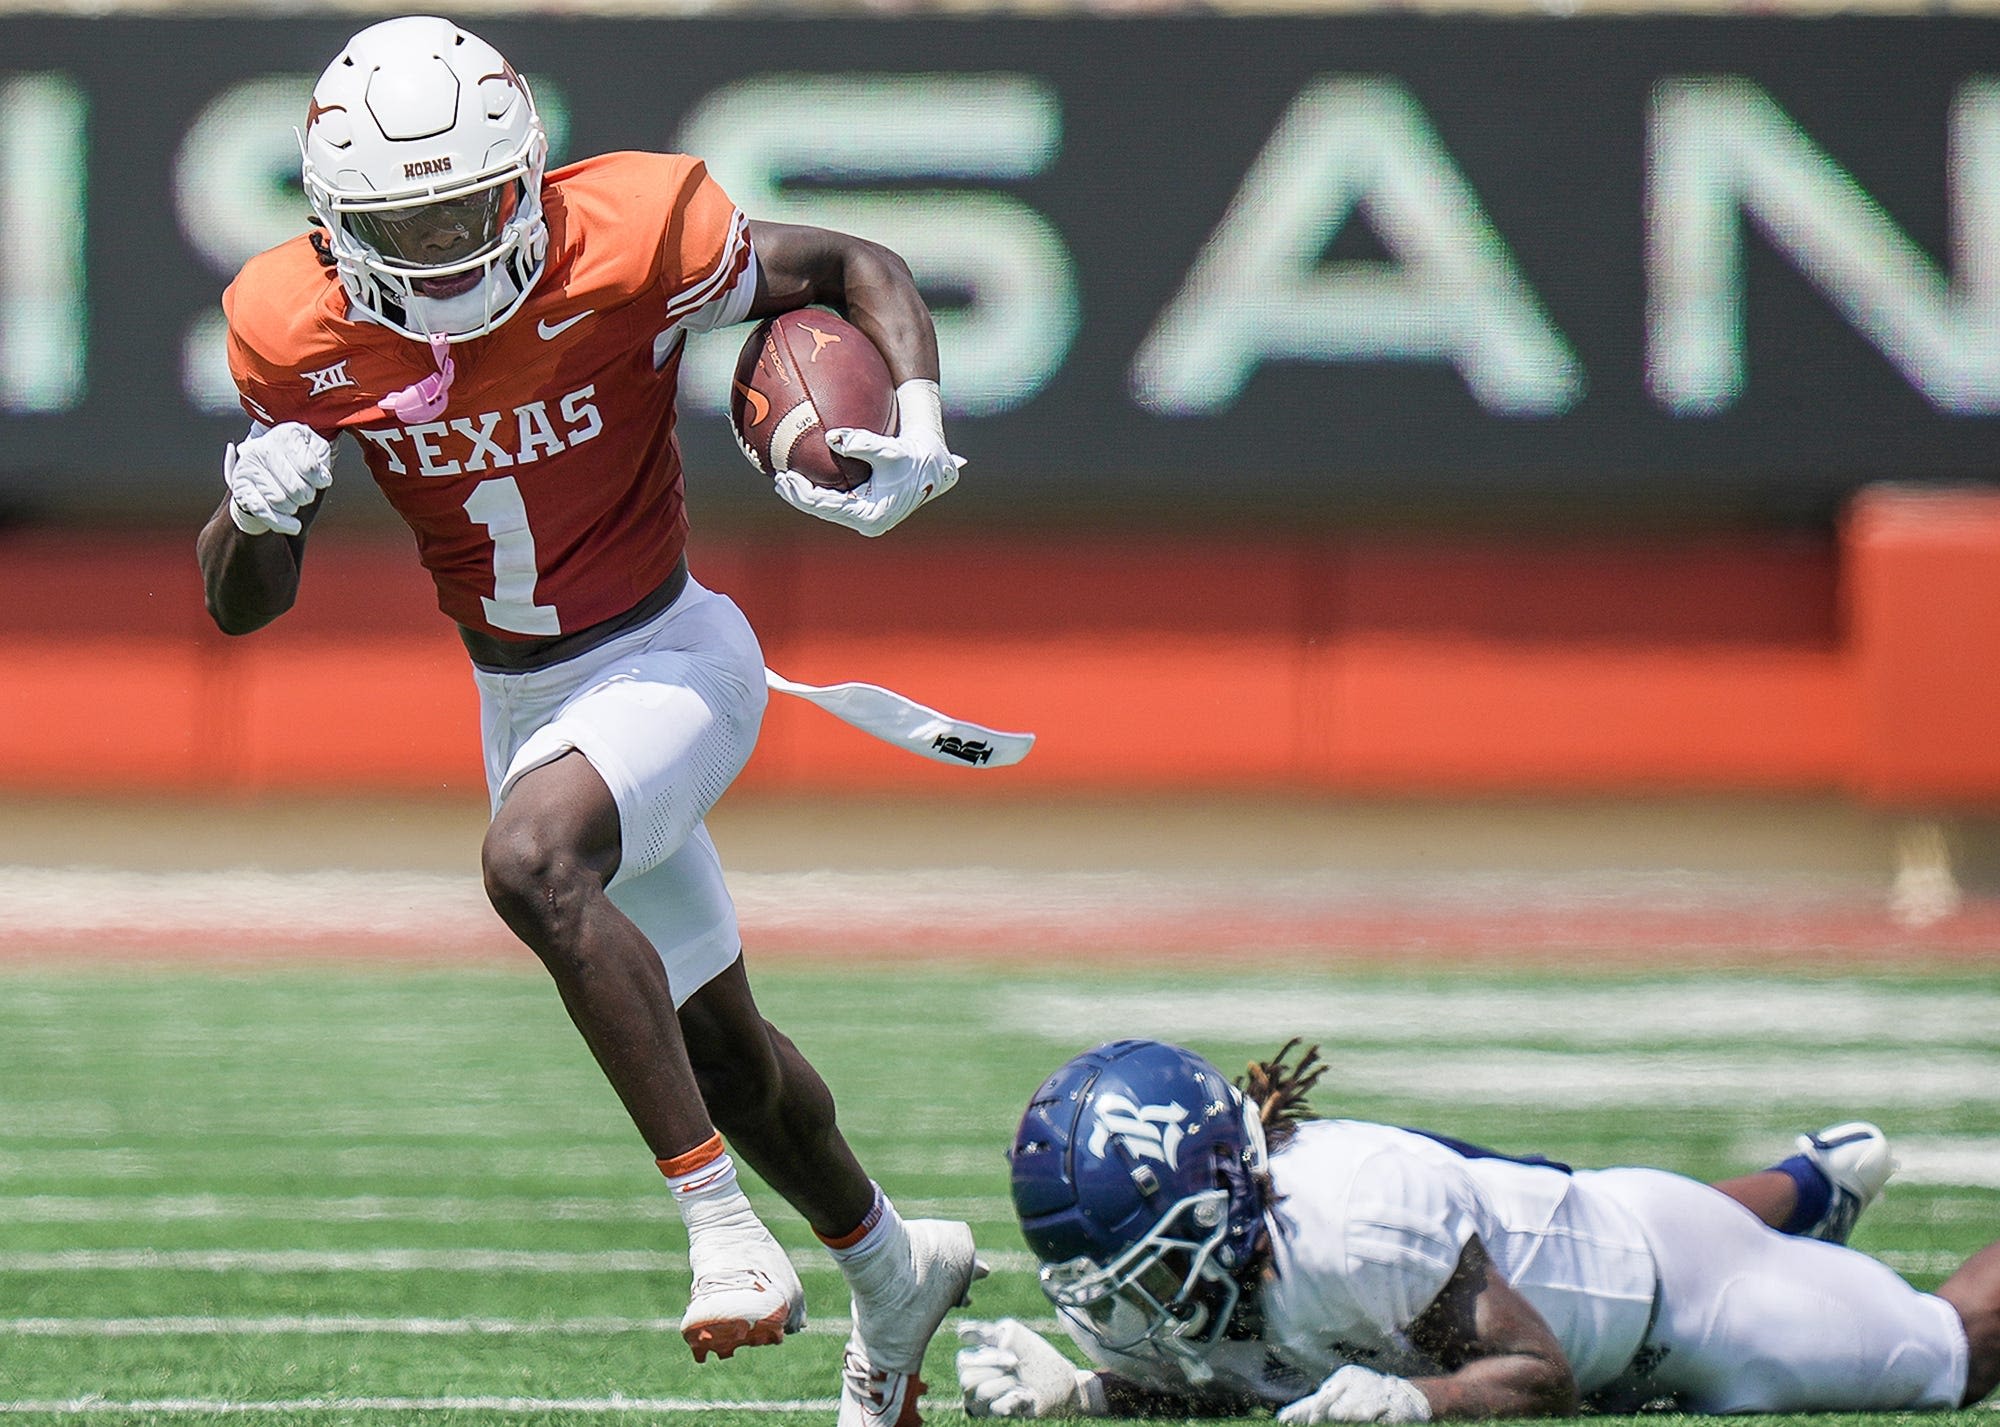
top-left (1278, 1366), bottom-right (1432, 1425)
top-left (957, 1318), bottom-right (1104, 1419)
top-left (224, 422), bottom-right (333, 536)
top-left (774, 378), bottom-right (963, 537)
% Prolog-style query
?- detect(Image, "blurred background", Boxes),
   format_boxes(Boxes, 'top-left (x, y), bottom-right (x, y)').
top-left (0, 0), bottom-right (1997, 930)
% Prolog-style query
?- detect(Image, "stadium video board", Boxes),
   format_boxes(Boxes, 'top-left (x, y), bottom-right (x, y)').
top-left (0, 16), bottom-right (1994, 521)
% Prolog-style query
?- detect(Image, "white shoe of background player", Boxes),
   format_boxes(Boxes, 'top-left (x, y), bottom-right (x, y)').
top-left (1797, 1121), bottom-right (1897, 1245)
top-left (837, 1219), bottom-right (987, 1427)
top-left (680, 1209), bottom-right (806, 1362)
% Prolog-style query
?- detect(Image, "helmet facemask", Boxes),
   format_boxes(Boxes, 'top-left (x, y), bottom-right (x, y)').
top-left (1040, 1187), bottom-right (1243, 1383)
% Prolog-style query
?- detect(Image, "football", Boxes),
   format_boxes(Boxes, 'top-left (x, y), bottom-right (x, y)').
top-left (729, 309), bottom-right (897, 492)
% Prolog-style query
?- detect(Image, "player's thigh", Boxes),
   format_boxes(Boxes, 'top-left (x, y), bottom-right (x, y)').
top-left (484, 747), bottom-right (622, 885)
top-left (1593, 1167), bottom-right (1967, 1412)
top-left (493, 582), bottom-right (767, 882)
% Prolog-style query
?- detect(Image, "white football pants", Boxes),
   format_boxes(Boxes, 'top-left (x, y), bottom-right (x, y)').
top-left (473, 574), bottom-right (767, 1007)
top-left (1587, 1167), bottom-right (1969, 1413)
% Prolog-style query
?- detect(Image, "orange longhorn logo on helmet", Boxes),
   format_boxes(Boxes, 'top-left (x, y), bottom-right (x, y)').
top-left (478, 62), bottom-right (527, 95)
top-left (304, 97), bottom-right (345, 133)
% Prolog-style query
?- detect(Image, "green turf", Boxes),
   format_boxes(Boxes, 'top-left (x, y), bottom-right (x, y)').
top-left (0, 960), bottom-right (1994, 1426)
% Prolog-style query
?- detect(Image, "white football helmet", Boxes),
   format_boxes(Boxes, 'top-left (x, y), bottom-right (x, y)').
top-left (301, 16), bottom-right (549, 343)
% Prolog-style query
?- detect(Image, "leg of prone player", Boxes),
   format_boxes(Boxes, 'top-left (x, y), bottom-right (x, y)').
top-left (1710, 1121), bottom-right (1895, 1244)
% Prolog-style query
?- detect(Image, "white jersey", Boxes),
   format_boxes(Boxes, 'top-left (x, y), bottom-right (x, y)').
top-left (1064, 1120), bottom-right (1970, 1416)
top-left (1070, 1119), bottom-right (1657, 1406)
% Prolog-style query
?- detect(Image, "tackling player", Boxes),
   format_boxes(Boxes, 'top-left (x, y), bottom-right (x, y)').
top-left (198, 18), bottom-right (975, 1426)
top-left (961, 1039), bottom-right (2000, 1421)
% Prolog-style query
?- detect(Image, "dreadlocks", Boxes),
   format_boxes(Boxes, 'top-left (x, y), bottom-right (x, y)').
top-left (1237, 1037), bottom-right (1327, 1153)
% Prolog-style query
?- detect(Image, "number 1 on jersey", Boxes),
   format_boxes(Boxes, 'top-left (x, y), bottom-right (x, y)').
top-left (463, 476), bottom-right (561, 636)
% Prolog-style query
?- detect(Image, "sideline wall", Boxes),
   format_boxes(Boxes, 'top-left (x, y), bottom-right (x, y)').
top-left (5, 486), bottom-right (1995, 809)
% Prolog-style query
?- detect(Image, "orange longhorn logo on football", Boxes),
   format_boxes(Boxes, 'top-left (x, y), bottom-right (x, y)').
top-left (799, 322), bottom-right (842, 361)
top-left (356, 384), bottom-right (603, 477)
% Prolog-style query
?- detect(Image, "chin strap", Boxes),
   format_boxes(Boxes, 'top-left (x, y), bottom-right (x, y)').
top-left (382, 332), bottom-right (456, 422)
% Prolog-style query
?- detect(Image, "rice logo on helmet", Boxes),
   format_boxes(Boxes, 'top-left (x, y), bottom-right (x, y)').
top-left (1086, 1094), bottom-right (1191, 1170)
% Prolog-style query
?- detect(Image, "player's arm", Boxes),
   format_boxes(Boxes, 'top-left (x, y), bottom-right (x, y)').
top-left (1403, 1236), bottom-right (1578, 1419)
top-left (1096, 1373), bottom-right (1264, 1419)
top-left (742, 219), bottom-right (961, 538)
top-left (197, 422), bottom-right (335, 635)
top-left (745, 219), bottom-right (939, 384)
top-left (1278, 1238), bottom-right (1577, 1424)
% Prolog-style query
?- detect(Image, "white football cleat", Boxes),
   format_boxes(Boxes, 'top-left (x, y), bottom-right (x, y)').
top-left (1796, 1121), bottom-right (1896, 1245)
top-left (838, 1344), bottom-right (926, 1427)
top-left (837, 1219), bottom-right (988, 1426)
top-left (848, 1219), bottom-right (987, 1372)
top-left (679, 1218), bottom-right (806, 1362)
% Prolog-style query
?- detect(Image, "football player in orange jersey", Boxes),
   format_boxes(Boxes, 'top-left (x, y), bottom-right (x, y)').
top-left (197, 17), bottom-right (974, 1426)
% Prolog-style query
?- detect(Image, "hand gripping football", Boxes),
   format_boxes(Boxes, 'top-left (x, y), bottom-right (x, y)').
top-left (729, 309), bottom-right (897, 492)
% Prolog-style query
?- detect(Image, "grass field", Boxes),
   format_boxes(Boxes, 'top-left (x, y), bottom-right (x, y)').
top-left (2, 957), bottom-right (1998, 1426)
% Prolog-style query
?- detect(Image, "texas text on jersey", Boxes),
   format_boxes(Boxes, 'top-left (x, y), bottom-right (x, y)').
top-left (224, 150), bottom-right (751, 640)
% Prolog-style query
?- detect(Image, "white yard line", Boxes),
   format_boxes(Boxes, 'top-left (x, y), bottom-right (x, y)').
top-left (0, 1144), bottom-right (1009, 1182)
top-left (0, 1314), bottom-right (822, 1338)
top-left (1887, 1139), bottom-right (2000, 1189)
top-left (0, 1193), bottom-right (1014, 1224)
top-left (0, 1313), bottom-right (1061, 1339)
top-left (1126, 1047), bottom-right (2000, 1109)
top-left (1006, 984), bottom-right (2000, 1047)
top-left (0, 1395), bottom-right (843, 1415)
top-left (0, 1246), bottom-right (1038, 1274)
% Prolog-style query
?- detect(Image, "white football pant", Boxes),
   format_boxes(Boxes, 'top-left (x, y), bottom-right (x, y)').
top-left (474, 574), bottom-right (766, 1007)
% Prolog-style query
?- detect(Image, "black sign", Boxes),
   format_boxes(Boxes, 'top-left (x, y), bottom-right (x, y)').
top-left (0, 16), bottom-right (1995, 522)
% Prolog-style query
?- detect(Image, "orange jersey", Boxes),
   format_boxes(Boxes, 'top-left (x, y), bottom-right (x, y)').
top-left (224, 151), bottom-right (752, 639)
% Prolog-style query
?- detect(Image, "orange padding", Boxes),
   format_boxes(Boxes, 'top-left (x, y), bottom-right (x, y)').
top-left (1847, 485), bottom-right (2000, 805)
top-left (0, 502), bottom-right (1992, 803)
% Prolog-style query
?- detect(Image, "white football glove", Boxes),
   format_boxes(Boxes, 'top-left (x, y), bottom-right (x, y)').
top-left (1277, 1366), bottom-right (1433, 1425)
top-left (224, 422), bottom-right (333, 537)
top-left (774, 378), bottom-right (963, 537)
top-left (957, 1318), bottom-right (1105, 1419)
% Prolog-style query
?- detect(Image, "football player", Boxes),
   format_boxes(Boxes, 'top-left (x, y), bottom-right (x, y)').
top-left (960, 1039), bottom-right (2000, 1421)
top-left (198, 18), bottom-right (974, 1426)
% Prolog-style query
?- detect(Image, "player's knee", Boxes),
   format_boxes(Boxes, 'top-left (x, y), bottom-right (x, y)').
top-left (481, 820), bottom-right (597, 946)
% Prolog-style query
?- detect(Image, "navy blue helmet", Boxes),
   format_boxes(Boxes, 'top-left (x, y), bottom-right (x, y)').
top-left (1008, 1039), bottom-right (1268, 1378)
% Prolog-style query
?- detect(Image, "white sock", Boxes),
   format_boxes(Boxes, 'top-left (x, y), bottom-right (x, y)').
top-left (822, 1183), bottom-right (901, 1263)
top-left (659, 1134), bottom-right (759, 1237)
top-left (826, 1185), bottom-right (913, 1305)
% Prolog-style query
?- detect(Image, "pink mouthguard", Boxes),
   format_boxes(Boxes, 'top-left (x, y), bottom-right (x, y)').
top-left (382, 333), bottom-right (457, 422)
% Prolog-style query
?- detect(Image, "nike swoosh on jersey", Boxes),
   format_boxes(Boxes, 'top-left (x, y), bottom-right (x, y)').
top-left (537, 310), bottom-right (592, 340)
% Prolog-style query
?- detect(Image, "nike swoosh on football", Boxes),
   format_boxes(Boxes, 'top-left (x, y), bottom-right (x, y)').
top-left (537, 310), bottom-right (592, 340)
top-left (732, 380), bottom-right (771, 425)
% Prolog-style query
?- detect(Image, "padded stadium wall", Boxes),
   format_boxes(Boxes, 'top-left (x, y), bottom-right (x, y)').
top-left (4, 486), bottom-right (1998, 808)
